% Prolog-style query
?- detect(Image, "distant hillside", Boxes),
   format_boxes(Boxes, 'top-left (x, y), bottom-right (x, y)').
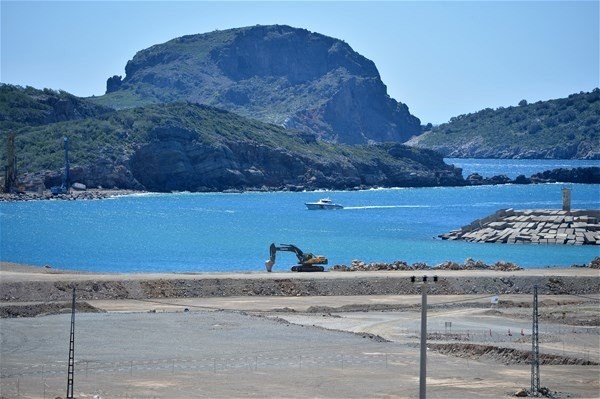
top-left (407, 89), bottom-right (600, 159)
top-left (0, 94), bottom-right (463, 192)
top-left (0, 84), bottom-right (111, 130)
top-left (91, 24), bottom-right (421, 145)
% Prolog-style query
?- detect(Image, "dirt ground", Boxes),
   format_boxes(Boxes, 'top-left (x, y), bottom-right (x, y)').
top-left (0, 263), bottom-right (599, 399)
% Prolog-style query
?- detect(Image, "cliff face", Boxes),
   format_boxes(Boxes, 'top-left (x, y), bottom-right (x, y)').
top-left (210, 26), bottom-right (379, 83)
top-left (101, 25), bottom-right (421, 144)
top-left (40, 129), bottom-right (462, 193)
top-left (127, 126), bottom-right (462, 192)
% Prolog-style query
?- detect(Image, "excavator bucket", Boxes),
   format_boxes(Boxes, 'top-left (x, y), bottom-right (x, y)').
top-left (265, 259), bottom-right (274, 272)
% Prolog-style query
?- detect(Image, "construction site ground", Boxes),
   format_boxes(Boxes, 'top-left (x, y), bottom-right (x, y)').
top-left (0, 263), bottom-right (599, 399)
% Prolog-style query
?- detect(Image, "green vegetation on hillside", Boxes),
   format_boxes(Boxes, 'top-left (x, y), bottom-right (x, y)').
top-left (1, 97), bottom-right (430, 177)
top-left (0, 84), bottom-right (112, 130)
top-left (411, 89), bottom-right (600, 159)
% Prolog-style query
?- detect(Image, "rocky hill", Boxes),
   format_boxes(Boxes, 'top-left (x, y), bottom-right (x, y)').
top-left (408, 89), bottom-right (600, 159)
top-left (1, 96), bottom-right (463, 192)
top-left (93, 25), bottom-right (421, 145)
top-left (0, 84), bottom-right (112, 130)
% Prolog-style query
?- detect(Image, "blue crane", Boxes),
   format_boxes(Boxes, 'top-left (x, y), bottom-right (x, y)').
top-left (51, 137), bottom-right (70, 195)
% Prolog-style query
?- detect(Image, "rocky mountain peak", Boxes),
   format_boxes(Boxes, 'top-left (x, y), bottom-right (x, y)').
top-left (210, 25), bottom-right (380, 83)
top-left (102, 25), bottom-right (421, 144)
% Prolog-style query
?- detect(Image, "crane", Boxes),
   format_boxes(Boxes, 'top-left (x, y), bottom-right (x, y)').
top-left (51, 137), bottom-right (70, 195)
top-left (3, 132), bottom-right (24, 193)
top-left (265, 243), bottom-right (327, 272)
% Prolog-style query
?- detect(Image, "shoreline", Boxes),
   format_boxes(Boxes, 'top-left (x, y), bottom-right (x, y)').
top-left (2, 261), bottom-right (598, 303)
top-left (1, 168), bottom-right (599, 202)
top-left (0, 188), bottom-right (145, 202)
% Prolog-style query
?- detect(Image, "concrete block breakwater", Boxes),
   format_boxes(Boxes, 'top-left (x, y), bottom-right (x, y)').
top-left (440, 209), bottom-right (600, 245)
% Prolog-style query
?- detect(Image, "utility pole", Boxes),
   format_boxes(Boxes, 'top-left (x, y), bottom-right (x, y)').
top-left (531, 285), bottom-right (540, 396)
top-left (411, 275), bottom-right (438, 399)
top-left (66, 287), bottom-right (76, 399)
top-left (64, 136), bottom-right (70, 192)
top-left (419, 279), bottom-right (428, 399)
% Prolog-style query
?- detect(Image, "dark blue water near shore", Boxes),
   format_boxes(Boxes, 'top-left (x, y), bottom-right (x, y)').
top-left (1, 160), bottom-right (599, 272)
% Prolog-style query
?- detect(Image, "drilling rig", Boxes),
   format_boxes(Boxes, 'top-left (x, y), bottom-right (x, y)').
top-left (3, 132), bottom-right (24, 193)
top-left (51, 137), bottom-right (70, 195)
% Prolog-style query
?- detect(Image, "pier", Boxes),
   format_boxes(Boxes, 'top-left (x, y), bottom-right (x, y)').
top-left (440, 208), bottom-right (600, 245)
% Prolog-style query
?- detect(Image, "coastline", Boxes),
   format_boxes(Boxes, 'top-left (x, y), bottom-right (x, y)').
top-left (0, 188), bottom-right (145, 202)
top-left (2, 261), bottom-right (598, 304)
top-left (1, 163), bottom-right (598, 202)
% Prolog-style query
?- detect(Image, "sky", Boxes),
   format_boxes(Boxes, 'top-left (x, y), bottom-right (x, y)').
top-left (1, 1), bottom-right (598, 125)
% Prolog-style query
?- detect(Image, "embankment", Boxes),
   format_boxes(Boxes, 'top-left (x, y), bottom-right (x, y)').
top-left (1, 267), bottom-right (598, 302)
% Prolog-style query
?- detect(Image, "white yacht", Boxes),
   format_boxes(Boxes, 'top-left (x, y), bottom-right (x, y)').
top-left (305, 198), bottom-right (344, 210)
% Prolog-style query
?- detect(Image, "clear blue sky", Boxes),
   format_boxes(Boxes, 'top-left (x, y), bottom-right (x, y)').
top-left (1, 1), bottom-right (598, 124)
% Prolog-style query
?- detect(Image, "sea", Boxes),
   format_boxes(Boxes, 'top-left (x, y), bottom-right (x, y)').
top-left (1, 159), bottom-right (598, 273)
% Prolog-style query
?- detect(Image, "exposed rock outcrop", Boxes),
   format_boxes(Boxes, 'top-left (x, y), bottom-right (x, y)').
top-left (5, 100), bottom-right (460, 193)
top-left (529, 167), bottom-right (600, 184)
top-left (126, 124), bottom-right (463, 192)
top-left (464, 167), bottom-right (600, 185)
top-left (102, 25), bottom-right (421, 144)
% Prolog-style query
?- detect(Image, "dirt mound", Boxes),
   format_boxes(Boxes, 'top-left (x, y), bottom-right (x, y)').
top-left (331, 258), bottom-right (523, 272)
top-left (429, 343), bottom-right (599, 365)
top-left (0, 301), bottom-right (104, 318)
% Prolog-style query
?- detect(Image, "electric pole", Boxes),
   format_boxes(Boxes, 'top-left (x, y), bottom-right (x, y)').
top-left (4, 132), bottom-right (17, 193)
top-left (531, 285), bottom-right (540, 396)
top-left (66, 287), bottom-right (76, 399)
top-left (411, 275), bottom-right (438, 399)
top-left (420, 279), bottom-right (428, 399)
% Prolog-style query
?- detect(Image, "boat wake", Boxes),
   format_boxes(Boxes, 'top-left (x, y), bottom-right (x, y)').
top-left (344, 205), bottom-right (432, 210)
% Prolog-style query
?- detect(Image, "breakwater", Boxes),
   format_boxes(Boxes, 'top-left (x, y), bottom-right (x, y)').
top-left (440, 209), bottom-right (600, 245)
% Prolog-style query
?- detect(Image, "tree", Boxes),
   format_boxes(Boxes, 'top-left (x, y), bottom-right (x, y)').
top-left (518, 99), bottom-right (528, 106)
top-left (527, 121), bottom-right (542, 134)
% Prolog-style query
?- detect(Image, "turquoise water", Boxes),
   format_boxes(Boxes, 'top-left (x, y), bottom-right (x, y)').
top-left (1, 177), bottom-right (599, 272)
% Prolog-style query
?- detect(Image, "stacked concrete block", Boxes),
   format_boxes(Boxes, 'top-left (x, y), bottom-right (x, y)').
top-left (440, 209), bottom-right (600, 245)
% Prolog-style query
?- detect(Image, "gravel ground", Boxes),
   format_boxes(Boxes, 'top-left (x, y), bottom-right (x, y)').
top-left (0, 263), bottom-right (598, 399)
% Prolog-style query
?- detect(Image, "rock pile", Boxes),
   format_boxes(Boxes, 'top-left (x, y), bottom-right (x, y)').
top-left (330, 258), bottom-right (523, 272)
top-left (2, 267), bottom-right (598, 303)
top-left (0, 189), bottom-right (141, 202)
top-left (440, 209), bottom-right (600, 245)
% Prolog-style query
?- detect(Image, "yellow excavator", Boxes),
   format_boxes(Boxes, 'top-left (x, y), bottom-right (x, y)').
top-left (265, 243), bottom-right (327, 272)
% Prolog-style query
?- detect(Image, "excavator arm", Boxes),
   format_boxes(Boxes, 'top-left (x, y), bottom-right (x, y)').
top-left (265, 243), bottom-right (327, 272)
